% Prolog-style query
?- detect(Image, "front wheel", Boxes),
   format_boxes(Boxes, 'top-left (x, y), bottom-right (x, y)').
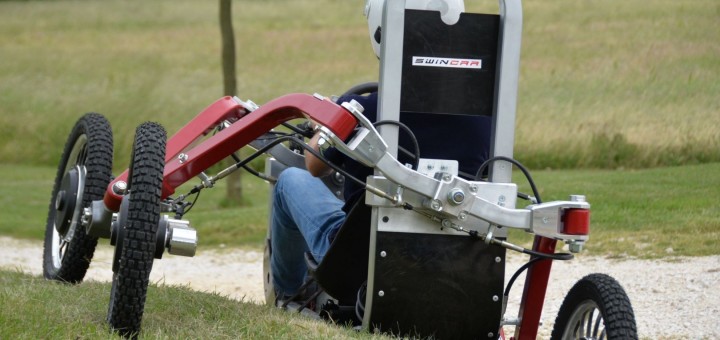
top-left (107, 122), bottom-right (166, 338)
top-left (551, 273), bottom-right (637, 340)
top-left (43, 113), bottom-right (113, 283)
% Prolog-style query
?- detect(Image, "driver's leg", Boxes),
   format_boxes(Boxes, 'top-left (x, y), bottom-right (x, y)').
top-left (270, 167), bottom-right (346, 297)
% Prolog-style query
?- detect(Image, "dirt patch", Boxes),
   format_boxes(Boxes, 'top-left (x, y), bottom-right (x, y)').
top-left (2, 236), bottom-right (718, 339)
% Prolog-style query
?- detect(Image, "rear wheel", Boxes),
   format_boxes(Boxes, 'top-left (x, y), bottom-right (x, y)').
top-left (107, 122), bottom-right (166, 338)
top-left (43, 113), bottom-right (113, 283)
top-left (551, 273), bottom-right (637, 340)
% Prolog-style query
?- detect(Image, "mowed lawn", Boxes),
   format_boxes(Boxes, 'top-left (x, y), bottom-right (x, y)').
top-left (0, 0), bottom-right (718, 169)
top-left (0, 0), bottom-right (717, 257)
top-left (2, 162), bottom-right (718, 258)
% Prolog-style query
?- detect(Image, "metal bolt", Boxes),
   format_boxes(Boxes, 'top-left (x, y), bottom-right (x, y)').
top-left (498, 195), bottom-right (505, 202)
top-left (81, 207), bottom-right (92, 227)
top-left (492, 295), bottom-right (499, 302)
top-left (380, 251), bottom-right (387, 258)
top-left (569, 242), bottom-right (584, 253)
top-left (178, 153), bottom-right (189, 163)
top-left (448, 188), bottom-right (465, 205)
top-left (430, 200), bottom-right (442, 211)
top-left (341, 99), bottom-right (365, 115)
top-left (378, 290), bottom-right (385, 297)
top-left (495, 256), bottom-right (502, 263)
top-left (458, 211), bottom-right (468, 220)
top-left (442, 173), bottom-right (452, 182)
top-left (469, 185), bottom-right (478, 193)
top-left (570, 194), bottom-right (586, 202)
top-left (488, 332), bottom-right (494, 338)
top-left (542, 216), bottom-right (550, 224)
top-left (112, 181), bottom-right (128, 195)
top-left (441, 219), bottom-right (453, 230)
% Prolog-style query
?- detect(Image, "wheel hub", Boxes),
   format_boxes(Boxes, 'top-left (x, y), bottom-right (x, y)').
top-left (111, 195), bottom-right (130, 273)
top-left (55, 166), bottom-right (85, 237)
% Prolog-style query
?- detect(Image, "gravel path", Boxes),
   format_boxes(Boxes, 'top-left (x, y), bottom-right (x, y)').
top-left (1, 236), bottom-right (718, 339)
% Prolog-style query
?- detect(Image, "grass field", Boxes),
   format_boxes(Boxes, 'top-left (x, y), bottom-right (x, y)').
top-left (2, 162), bottom-right (718, 258)
top-left (0, 270), bottom-right (388, 339)
top-left (0, 0), bottom-right (718, 169)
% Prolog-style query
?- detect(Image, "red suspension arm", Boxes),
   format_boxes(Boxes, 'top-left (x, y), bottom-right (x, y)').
top-left (104, 93), bottom-right (358, 211)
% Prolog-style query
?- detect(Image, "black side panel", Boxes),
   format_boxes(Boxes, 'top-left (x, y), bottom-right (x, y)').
top-left (314, 201), bottom-right (372, 303)
top-left (401, 11), bottom-right (499, 116)
top-left (369, 232), bottom-right (505, 339)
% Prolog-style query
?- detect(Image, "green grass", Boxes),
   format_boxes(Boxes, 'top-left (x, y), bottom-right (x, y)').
top-left (0, 163), bottom-right (270, 248)
top-left (0, 269), bottom-right (388, 339)
top-left (2, 163), bottom-right (718, 258)
top-left (0, 0), bottom-right (718, 169)
top-left (511, 162), bottom-right (720, 258)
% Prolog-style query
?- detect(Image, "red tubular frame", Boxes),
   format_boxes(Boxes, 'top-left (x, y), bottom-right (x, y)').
top-left (103, 93), bottom-right (358, 211)
top-left (513, 236), bottom-right (557, 340)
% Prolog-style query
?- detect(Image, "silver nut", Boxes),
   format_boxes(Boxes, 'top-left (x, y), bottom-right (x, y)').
top-left (569, 242), bottom-right (584, 253)
top-left (112, 181), bottom-right (128, 195)
top-left (430, 200), bottom-right (442, 211)
top-left (341, 99), bottom-right (365, 115)
top-left (448, 188), bottom-right (465, 205)
top-left (570, 195), bottom-right (586, 202)
top-left (458, 211), bottom-right (468, 220)
top-left (81, 207), bottom-right (92, 227)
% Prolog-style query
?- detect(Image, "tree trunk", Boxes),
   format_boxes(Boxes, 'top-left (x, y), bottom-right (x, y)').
top-left (219, 0), bottom-right (243, 204)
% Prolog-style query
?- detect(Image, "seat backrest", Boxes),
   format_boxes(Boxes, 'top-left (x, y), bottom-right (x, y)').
top-left (359, 1), bottom-right (524, 338)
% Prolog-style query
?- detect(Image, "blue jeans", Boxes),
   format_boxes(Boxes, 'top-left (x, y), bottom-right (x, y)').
top-left (270, 167), bottom-right (346, 296)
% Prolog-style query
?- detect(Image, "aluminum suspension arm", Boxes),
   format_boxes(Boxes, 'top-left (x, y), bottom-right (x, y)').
top-left (321, 100), bottom-right (590, 243)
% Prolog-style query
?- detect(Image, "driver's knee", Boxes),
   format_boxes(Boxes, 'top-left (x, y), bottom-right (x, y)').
top-left (274, 167), bottom-right (313, 196)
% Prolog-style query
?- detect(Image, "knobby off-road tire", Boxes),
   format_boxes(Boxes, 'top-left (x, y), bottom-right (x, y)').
top-left (107, 122), bottom-right (166, 338)
top-left (43, 113), bottom-right (113, 283)
top-left (551, 273), bottom-right (637, 340)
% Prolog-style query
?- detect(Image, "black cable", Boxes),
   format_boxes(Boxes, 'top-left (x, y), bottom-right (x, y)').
top-left (504, 257), bottom-right (545, 297)
top-left (502, 251), bottom-right (573, 308)
top-left (229, 150), bottom-right (266, 179)
top-left (355, 281), bottom-right (367, 322)
top-left (475, 156), bottom-right (543, 204)
top-left (181, 189), bottom-right (201, 216)
top-left (230, 135), bottom-right (369, 190)
top-left (281, 121), bottom-right (313, 138)
top-left (373, 120), bottom-right (420, 170)
top-left (521, 247), bottom-right (574, 260)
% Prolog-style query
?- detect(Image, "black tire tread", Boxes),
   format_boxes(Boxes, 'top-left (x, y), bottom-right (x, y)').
top-left (43, 113), bottom-right (113, 283)
top-left (551, 273), bottom-right (637, 340)
top-left (108, 122), bottom-right (166, 338)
